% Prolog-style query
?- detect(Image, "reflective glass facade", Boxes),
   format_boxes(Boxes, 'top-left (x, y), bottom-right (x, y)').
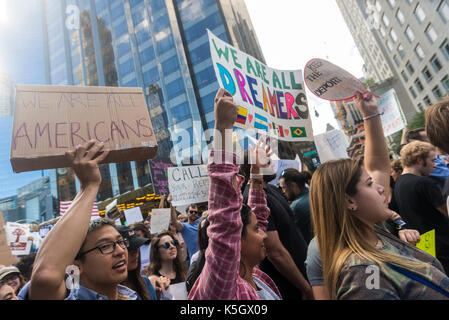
top-left (41, 0), bottom-right (264, 202)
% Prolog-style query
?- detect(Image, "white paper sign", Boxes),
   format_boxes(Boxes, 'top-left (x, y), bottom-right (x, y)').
top-left (167, 282), bottom-right (188, 300)
top-left (378, 89), bottom-right (406, 137)
top-left (5, 222), bottom-right (32, 256)
top-left (304, 58), bottom-right (367, 101)
top-left (208, 30), bottom-right (313, 142)
top-left (268, 158), bottom-right (302, 186)
top-left (124, 207), bottom-right (144, 225)
top-left (314, 129), bottom-right (349, 163)
top-left (150, 208), bottom-right (171, 234)
top-left (168, 165), bottom-right (209, 207)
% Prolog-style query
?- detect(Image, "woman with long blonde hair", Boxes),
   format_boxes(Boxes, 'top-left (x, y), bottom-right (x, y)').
top-left (309, 92), bottom-right (449, 300)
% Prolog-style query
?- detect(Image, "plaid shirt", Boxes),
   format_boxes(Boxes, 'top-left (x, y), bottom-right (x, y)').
top-left (188, 150), bottom-right (281, 300)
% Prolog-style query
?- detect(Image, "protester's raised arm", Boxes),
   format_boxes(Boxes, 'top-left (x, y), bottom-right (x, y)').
top-left (167, 194), bottom-right (183, 232)
top-left (29, 141), bottom-right (108, 300)
top-left (354, 92), bottom-right (391, 198)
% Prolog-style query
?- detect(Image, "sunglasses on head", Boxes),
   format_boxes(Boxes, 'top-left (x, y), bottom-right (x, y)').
top-left (159, 240), bottom-right (177, 249)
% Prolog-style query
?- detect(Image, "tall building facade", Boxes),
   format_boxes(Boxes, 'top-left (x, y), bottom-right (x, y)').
top-left (337, 0), bottom-right (449, 121)
top-left (40, 0), bottom-right (264, 203)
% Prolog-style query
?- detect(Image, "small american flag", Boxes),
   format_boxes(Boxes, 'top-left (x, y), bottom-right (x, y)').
top-left (60, 201), bottom-right (100, 221)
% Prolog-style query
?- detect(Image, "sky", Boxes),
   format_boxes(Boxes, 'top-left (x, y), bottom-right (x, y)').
top-left (244, 0), bottom-right (366, 135)
top-left (0, 0), bottom-right (45, 84)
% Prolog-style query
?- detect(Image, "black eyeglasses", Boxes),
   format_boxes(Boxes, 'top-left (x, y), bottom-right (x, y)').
top-left (159, 240), bottom-right (177, 249)
top-left (189, 210), bottom-right (198, 214)
top-left (76, 239), bottom-right (129, 259)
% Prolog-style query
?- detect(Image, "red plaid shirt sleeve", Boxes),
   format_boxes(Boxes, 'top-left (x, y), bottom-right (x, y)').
top-left (188, 150), bottom-right (244, 300)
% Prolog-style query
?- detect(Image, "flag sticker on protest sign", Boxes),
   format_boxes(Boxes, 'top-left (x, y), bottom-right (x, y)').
top-left (290, 127), bottom-right (307, 138)
top-left (208, 29), bottom-right (313, 142)
top-left (236, 106), bottom-right (248, 125)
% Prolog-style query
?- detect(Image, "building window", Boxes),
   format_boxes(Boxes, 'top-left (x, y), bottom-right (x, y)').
top-left (166, 78), bottom-right (185, 100)
top-left (438, 0), bottom-right (449, 22)
top-left (432, 85), bottom-right (443, 100)
top-left (406, 61), bottom-right (415, 75)
top-left (425, 24), bottom-right (438, 44)
top-left (430, 55), bottom-right (443, 73)
top-left (387, 40), bottom-right (394, 51)
top-left (161, 55), bottom-right (180, 76)
top-left (389, 29), bottom-right (398, 43)
top-left (401, 71), bottom-right (409, 82)
top-left (396, 9), bottom-right (405, 25)
top-left (442, 75), bottom-right (449, 92)
top-left (398, 44), bottom-right (405, 59)
top-left (405, 26), bottom-right (415, 42)
top-left (414, 3), bottom-right (426, 23)
top-left (380, 26), bottom-right (386, 37)
top-left (393, 55), bottom-right (400, 67)
top-left (441, 39), bottom-right (449, 60)
top-left (422, 66), bottom-right (433, 83)
top-left (415, 78), bottom-right (424, 92)
top-left (388, 0), bottom-right (396, 8)
top-left (409, 86), bottom-right (417, 98)
top-left (382, 13), bottom-right (390, 27)
top-left (375, 0), bottom-right (382, 11)
top-left (424, 96), bottom-right (432, 106)
top-left (415, 44), bottom-right (425, 60)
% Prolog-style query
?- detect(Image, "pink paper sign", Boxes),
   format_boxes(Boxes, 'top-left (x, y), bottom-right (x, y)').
top-left (304, 59), bottom-right (367, 101)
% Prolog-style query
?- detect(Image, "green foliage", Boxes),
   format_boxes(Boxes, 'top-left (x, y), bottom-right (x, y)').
top-left (407, 111), bottom-right (425, 130)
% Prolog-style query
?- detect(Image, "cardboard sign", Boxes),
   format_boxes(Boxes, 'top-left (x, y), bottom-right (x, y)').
top-left (378, 89), bottom-right (406, 137)
top-left (11, 85), bottom-right (158, 173)
top-left (304, 58), bottom-right (367, 101)
top-left (0, 212), bottom-right (19, 265)
top-left (124, 207), bottom-right (144, 225)
top-left (149, 158), bottom-right (174, 196)
top-left (314, 129), bottom-right (349, 163)
top-left (208, 30), bottom-right (313, 142)
top-left (150, 208), bottom-right (171, 234)
top-left (416, 229), bottom-right (436, 258)
top-left (5, 222), bottom-right (32, 256)
top-left (168, 165), bottom-right (210, 207)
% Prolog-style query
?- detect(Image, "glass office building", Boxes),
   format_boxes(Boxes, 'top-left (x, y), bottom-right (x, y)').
top-left (40, 0), bottom-right (264, 202)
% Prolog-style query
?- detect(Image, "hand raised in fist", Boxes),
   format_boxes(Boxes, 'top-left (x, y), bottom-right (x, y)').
top-left (214, 88), bottom-right (238, 130)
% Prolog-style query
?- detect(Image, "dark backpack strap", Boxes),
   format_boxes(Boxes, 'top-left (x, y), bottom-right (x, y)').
top-left (388, 263), bottom-right (449, 298)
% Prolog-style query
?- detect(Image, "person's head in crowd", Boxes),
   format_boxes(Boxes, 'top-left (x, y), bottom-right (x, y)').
top-left (279, 168), bottom-right (307, 202)
top-left (425, 97), bottom-right (449, 154)
top-left (0, 282), bottom-right (18, 300)
top-left (400, 141), bottom-right (436, 177)
top-left (301, 171), bottom-right (312, 186)
top-left (116, 225), bottom-right (151, 300)
top-left (145, 231), bottom-right (186, 282)
top-left (74, 218), bottom-right (129, 293)
top-left (309, 158), bottom-right (424, 299)
top-left (0, 266), bottom-right (26, 294)
top-left (185, 204), bottom-right (200, 224)
top-left (15, 253), bottom-right (36, 282)
top-left (143, 216), bottom-right (151, 231)
top-left (239, 203), bottom-right (267, 279)
top-left (133, 222), bottom-right (152, 240)
top-left (390, 159), bottom-right (403, 182)
top-left (405, 127), bottom-right (430, 144)
top-left (177, 214), bottom-right (188, 223)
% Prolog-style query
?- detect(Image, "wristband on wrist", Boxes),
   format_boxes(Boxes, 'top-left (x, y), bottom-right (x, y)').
top-left (250, 173), bottom-right (263, 180)
top-left (363, 112), bottom-right (384, 121)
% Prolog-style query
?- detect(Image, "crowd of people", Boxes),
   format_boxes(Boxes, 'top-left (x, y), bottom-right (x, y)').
top-left (1, 89), bottom-right (449, 300)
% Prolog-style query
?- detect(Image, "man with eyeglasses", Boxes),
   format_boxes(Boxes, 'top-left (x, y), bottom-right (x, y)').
top-left (18, 140), bottom-right (138, 300)
top-left (169, 202), bottom-right (204, 265)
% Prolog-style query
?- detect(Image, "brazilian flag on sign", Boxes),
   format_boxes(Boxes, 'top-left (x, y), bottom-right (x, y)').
top-left (290, 127), bottom-right (307, 138)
